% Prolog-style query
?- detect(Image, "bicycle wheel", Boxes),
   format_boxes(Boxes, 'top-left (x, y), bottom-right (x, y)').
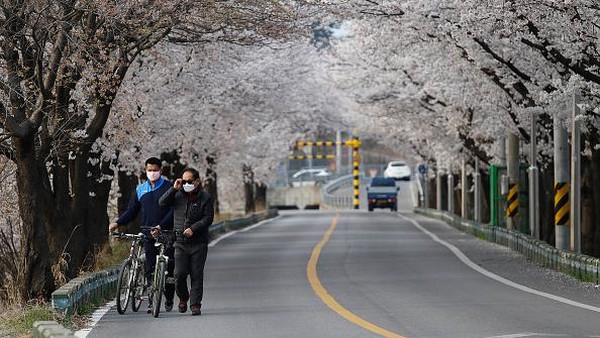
top-left (116, 259), bottom-right (133, 315)
top-left (152, 261), bottom-right (166, 318)
top-left (131, 261), bottom-right (146, 312)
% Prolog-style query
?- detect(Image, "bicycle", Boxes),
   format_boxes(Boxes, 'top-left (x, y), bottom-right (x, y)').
top-left (111, 230), bottom-right (151, 315)
top-left (149, 230), bottom-right (176, 318)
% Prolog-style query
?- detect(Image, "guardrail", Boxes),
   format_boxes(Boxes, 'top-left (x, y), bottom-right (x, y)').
top-left (44, 209), bottom-right (279, 335)
top-left (320, 175), bottom-right (353, 209)
top-left (321, 174), bottom-right (371, 209)
top-left (415, 208), bottom-right (600, 284)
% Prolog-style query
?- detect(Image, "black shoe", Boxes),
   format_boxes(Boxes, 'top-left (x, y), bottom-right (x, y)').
top-left (147, 301), bottom-right (153, 314)
top-left (191, 305), bottom-right (201, 316)
top-left (178, 300), bottom-right (188, 313)
top-left (165, 300), bottom-right (174, 312)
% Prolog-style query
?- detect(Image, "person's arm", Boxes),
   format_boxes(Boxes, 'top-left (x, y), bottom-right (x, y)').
top-left (189, 196), bottom-right (214, 233)
top-left (116, 192), bottom-right (141, 226)
top-left (158, 207), bottom-right (174, 230)
top-left (159, 187), bottom-right (178, 207)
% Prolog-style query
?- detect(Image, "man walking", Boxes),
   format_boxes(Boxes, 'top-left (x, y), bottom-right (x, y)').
top-left (159, 168), bottom-right (214, 316)
top-left (109, 157), bottom-right (176, 313)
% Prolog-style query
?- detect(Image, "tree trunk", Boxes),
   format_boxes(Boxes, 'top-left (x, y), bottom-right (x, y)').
top-left (481, 171), bottom-right (491, 224)
top-left (587, 132), bottom-right (600, 257)
top-left (255, 182), bottom-right (267, 211)
top-left (14, 136), bottom-right (55, 301)
top-left (243, 165), bottom-right (255, 214)
top-left (118, 170), bottom-right (140, 234)
top-left (204, 155), bottom-right (220, 215)
top-left (581, 154), bottom-right (594, 255)
top-left (539, 166), bottom-right (555, 246)
top-left (61, 150), bottom-right (112, 276)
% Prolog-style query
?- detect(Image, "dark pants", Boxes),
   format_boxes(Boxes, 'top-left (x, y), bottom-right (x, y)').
top-left (174, 242), bottom-right (208, 307)
top-left (144, 239), bottom-right (175, 303)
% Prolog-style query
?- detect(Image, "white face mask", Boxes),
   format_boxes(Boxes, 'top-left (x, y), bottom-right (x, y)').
top-left (183, 183), bottom-right (196, 192)
top-left (146, 171), bottom-right (161, 182)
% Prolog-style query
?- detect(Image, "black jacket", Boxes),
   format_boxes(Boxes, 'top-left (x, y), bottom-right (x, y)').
top-left (159, 187), bottom-right (214, 244)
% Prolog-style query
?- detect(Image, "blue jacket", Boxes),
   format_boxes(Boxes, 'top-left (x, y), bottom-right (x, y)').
top-left (117, 177), bottom-right (174, 232)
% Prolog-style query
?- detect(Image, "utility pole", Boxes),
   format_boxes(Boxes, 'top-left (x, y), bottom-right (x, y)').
top-left (571, 93), bottom-right (581, 253)
top-left (529, 114), bottom-right (540, 238)
top-left (474, 159), bottom-right (481, 222)
top-left (506, 134), bottom-right (519, 230)
top-left (554, 113), bottom-right (570, 251)
top-left (461, 159), bottom-right (468, 219)
top-left (437, 169), bottom-right (443, 211)
top-left (448, 171), bottom-right (455, 214)
top-left (336, 130), bottom-right (342, 177)
top-left (498, 136), bottom-right (506, 166)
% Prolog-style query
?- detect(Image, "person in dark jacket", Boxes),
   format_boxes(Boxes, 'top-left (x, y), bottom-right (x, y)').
top-left (109, 157), bottom-right (176, 313)
top-left (159, 167), bottom-right (214, 316)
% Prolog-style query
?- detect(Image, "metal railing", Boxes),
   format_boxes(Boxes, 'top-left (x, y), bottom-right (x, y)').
top-left (320, 175), bottom-right (353, 209)
top-left (320, 174), bottom-right (370, 209)
top-left (416, 208), bottom-right (600, 284)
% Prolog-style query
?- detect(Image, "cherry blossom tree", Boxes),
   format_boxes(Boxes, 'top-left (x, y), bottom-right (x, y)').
top-left (0, 0), bottom-right (312, 301)
top-left (107, 39), bottom-right (354, 213)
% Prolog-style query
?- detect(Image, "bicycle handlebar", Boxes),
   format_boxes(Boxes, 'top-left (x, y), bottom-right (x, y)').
top-left (110, 232), bottom-right (146, 240)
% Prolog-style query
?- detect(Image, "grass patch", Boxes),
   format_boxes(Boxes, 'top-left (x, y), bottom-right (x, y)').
top-left (0, 303), bottom-right (56, 338)
top-left (93, 240), bottom-right (130, 271)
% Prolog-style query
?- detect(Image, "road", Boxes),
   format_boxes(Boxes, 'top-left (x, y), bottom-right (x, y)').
top-left (85, 183), bottom-right (600, 337)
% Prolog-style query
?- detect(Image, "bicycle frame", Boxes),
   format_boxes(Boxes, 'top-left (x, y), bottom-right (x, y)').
top-left (150, 230), bottom-right (175, 318)
top-left (113, 231), bottom-right (149, 314)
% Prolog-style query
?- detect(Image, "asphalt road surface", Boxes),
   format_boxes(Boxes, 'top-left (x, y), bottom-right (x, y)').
top-left (84, 184), bottom-right (600, 337)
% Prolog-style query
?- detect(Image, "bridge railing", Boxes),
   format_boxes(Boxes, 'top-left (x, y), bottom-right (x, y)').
top-left (416, 207), bottom-right (600, 284)
top-left (320, 174), bottom-right (369, 209)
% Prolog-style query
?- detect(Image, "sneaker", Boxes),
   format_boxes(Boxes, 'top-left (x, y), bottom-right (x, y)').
top-left (165, 300), bottom-right (174, 312)
top-left (191, 305), bottom-right (201, 316)
top-left (178, 300), bottom-right (188, 313)
top-left (146, 301), bottom-right (153, 314)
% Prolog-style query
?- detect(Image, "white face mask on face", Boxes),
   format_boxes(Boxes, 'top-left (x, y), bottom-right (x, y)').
top-left (183, 183), bottom-right (196, 192)
top-left (146, 171), bottom-right (161, 182)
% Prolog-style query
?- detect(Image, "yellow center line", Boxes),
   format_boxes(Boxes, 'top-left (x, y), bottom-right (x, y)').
top-left (306, 213), bottom-right (406, 338)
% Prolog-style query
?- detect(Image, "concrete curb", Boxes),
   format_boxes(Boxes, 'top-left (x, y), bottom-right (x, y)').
top-left (415, 207), bottom-right (600, 284)
top-left (32, 321), bottom-right (74, 337)
top-left (41, 209), bottom-right (279, 336)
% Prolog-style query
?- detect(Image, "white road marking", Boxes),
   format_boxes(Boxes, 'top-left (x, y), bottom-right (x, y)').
top-left (209, 215), bottom-right (281, 247)
top-left (79, 215), bottom-right (280, 335)
top-left (399, 213), bottom-right (600, 313)
top-left (75, 300), bottom-right (115, 337)
top-left (486, 333), bottom-right (567, 338)
top-left (409, 181), bottom-right (417, 208)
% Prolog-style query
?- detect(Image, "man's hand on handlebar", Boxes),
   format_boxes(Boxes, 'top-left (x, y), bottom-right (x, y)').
top-left (109, 222), bottom-right (119, 233)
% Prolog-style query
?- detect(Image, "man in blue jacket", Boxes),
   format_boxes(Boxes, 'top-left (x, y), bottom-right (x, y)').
top-left (109, 157), bottom-right (175, 313)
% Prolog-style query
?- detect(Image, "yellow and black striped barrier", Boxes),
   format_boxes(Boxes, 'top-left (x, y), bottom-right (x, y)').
top-left (554, 182), bottom-right (570, 227)
top-left (291, 137), bottom-right (362, 209)
top-left (350, 138), bottom-right (361, 210)
top-left (296, 141), bottom-right (336, 148)
top-left (506, 183), bottom-right (519, 218)
top-left (288, 154), bottom-right (336, 160)
top-left (295, 140), bottom-right (364, 148)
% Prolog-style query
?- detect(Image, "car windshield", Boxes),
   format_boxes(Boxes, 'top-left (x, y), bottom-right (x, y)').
top-left (371, 177), bottom-right (396, 187)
